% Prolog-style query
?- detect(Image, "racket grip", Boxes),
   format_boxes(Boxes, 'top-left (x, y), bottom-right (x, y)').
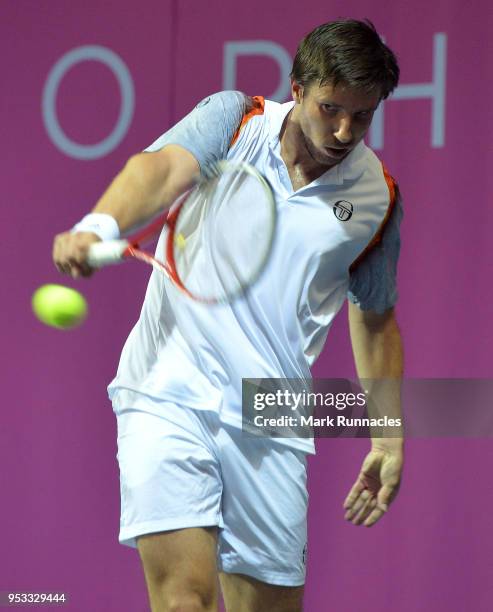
top-left (87, 240), bottom-right (129, 267)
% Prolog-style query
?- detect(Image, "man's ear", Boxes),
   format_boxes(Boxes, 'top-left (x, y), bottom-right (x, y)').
top-left (291, 80), bottom-right (304, 104)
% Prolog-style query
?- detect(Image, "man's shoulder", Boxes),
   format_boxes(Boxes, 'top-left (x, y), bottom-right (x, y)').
top-left (352, 142), bottom-right (398, 193)
top-left (192, 90), bottom-right (247, 113)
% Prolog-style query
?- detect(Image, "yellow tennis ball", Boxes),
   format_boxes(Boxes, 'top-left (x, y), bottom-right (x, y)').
top-left (32, 284), bottom-right (88, 330)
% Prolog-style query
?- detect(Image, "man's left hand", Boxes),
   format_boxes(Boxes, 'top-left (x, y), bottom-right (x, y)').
top-left (342, 445), bottom-right (403, 527)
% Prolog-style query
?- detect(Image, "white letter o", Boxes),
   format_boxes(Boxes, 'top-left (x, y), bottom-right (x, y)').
top-left (42, 45), bottom-right (135, 160)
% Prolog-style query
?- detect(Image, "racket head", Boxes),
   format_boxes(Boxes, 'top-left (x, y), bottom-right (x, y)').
top-left (167, 161), bottom-right (276, 303)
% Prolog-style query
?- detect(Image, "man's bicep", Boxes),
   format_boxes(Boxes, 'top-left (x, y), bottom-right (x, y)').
top-left (348, 300), bottom-right (395, 329)
top-left (347, 198), bottom-right (403, 314)
top-left (142, 145), bottom-right (201, 203)
top-left (144, 91), bottom-right (247, 174)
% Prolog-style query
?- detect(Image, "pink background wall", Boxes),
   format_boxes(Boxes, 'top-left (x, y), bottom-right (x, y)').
top-left (2, 1), bottom-right (492, 610)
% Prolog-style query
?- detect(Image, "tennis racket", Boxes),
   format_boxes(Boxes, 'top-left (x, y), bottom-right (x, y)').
top-left (87, 160), bottom-right (276, 303)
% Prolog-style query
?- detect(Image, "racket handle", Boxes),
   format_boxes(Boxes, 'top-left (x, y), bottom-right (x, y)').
top-left (87, 240), bottom-right (129, 267)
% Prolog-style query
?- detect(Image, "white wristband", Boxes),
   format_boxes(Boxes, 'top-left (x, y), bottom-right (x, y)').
top-left (72, 213), bottom-right (120, 241)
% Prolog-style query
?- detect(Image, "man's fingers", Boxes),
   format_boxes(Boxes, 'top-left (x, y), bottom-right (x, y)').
top-left (343, 478), bottom-right (366, 510)
top-left (344, 449), bottom-right (403, 527)
top-left (376, 483), bottom-right (395, 511)
top-left (67, 259), bottom-right (95, 279)
top-left (348, 493), bottom-right (373, 524)
top-left (53, 232), bottom-right (99, 277)
top-left (343, 455), bottom-right (384, 511)
top-left (344, 487), bottom-right (371, 520)
top-left (347, 484), bottom-right (396, 526)
top-left (353, 496), bottom-right (378, 525)
top-left (362, 501), bottom-right (388, 527)
top-left (360, 485), bottom-right (395, 527)
top-left (343, 479), bottom-right (396, 526)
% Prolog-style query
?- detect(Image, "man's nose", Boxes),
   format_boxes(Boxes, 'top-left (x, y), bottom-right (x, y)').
top-left (334, 114), bottom-right (353, 144)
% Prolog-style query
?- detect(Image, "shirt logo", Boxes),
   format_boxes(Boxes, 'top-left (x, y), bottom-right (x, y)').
top-left (196, 96), bottom-right (211, 108)
top-left (333, 200), bottom-right (353, 221)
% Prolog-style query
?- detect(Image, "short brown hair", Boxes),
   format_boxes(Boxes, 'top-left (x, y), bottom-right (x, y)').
top-left (291, 19), bottom-right (399, 99)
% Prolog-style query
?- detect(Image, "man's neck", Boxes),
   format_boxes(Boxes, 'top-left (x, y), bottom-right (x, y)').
top-left (279, 110), bottom-right (336, 189)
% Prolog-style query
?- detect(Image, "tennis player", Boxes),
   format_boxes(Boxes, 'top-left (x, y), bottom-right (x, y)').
top-left (53, 19), bottom-right (404, 612)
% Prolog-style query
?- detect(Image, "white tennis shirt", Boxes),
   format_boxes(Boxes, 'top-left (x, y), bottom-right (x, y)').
top-left (108, 92), bottom-right (402, 454)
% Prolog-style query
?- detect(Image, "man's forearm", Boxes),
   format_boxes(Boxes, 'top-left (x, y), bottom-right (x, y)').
top-left (348, 307), bottom-right (404, 447)
top-left (91, 146), bottom-right (200, 235)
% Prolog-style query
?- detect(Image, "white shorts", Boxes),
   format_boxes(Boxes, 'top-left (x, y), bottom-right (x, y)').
top-left (111, 389), bottom-right (309, 586)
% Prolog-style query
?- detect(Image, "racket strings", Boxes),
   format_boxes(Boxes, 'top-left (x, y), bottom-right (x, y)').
top-left (170, 164), bottom-right (275, 302)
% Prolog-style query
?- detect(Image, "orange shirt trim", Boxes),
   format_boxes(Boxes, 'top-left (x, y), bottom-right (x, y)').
top-left (230, 96), bottom-right (265, 147)
top-left (349, 163), bottom-right (399, 273)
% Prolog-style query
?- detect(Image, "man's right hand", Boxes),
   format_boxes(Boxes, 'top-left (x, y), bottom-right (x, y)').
top-left (53, 231), bottom-right (101, 279)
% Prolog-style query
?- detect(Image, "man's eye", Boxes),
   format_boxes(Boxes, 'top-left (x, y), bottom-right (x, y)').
top-left (322, 104), bottom-right (337, 113)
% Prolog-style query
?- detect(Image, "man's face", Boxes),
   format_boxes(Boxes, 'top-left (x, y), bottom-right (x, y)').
top-left (290, 80), bottom-right (381, 168)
